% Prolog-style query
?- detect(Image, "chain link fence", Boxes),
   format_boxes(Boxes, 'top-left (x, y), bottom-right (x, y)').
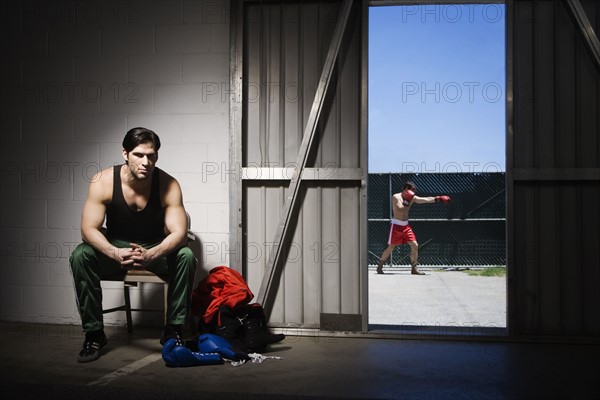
top-left (368, 173), bottom-right (506, 267)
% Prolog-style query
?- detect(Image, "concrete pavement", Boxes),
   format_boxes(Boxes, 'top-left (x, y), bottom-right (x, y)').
top-left (368, 267), bottom-right (506, 330)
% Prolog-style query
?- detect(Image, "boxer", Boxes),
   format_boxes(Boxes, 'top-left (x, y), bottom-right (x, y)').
top-left (376, 181), bottom-right (451, 275)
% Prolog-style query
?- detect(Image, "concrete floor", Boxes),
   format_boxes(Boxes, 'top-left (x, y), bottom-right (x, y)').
top-left (1, 321), bottom-right (599, 400)
top-left (369, 268), bottom-right (506, 327)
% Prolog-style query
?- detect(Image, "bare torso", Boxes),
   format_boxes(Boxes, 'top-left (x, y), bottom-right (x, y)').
top-left (391, 193), bottom-right (410, 221)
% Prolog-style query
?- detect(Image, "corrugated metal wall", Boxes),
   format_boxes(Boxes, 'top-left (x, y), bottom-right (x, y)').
top-left (510, 0), bottom-right (600, 338)
top-left (232, 0), bottom-right (600, 340)
top-left (237, 1), bottom-right (366, 329)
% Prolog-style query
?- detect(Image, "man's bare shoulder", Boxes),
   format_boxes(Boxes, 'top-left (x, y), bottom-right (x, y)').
top-left (158, 169), bottom-right (183, 206)
top-left (158, 169), bottom-right (180, 189)
top-left (87, 165), bottom-right (115, 202)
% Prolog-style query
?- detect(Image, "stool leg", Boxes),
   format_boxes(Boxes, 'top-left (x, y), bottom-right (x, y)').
top-left (163, 283), bottom-right (168, 326)
top-left (124, 285), bottom-right (133, 333)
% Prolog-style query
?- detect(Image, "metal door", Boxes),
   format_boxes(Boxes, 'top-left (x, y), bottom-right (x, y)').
top-left (508, 0), bottom-right (600, 338)
top-left (229, 0), bottom-right (368, 331)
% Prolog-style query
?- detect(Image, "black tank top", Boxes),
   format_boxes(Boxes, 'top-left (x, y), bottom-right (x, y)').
top-left (106, 164), bottom-right (166, 242)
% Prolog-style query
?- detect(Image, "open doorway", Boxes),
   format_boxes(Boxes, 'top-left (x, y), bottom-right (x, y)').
top-left (367, 3), bottom-right (507, 333)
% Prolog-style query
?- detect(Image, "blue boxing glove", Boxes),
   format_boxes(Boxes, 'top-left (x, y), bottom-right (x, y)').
top-left (162, 338), bottom-right (222, 367)
top-left (198, 334), bottom-right (250, 362)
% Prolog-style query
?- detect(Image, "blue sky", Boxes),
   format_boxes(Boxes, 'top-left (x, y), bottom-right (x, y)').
top-left (368, 4), bottom-right (506, 173)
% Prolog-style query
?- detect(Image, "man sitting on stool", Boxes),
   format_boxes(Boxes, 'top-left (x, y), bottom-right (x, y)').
top-left (70, 127), bottom-right (195, 363)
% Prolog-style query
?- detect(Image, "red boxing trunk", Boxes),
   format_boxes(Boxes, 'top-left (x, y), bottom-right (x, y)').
top-left (387, 219), bottom-right (416, 245)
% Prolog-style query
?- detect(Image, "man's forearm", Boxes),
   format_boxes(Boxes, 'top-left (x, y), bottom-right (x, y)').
top-left (82, 228), bottom-right (119, 261)
top-left (414, 196), bottom-right (436, 204)
top-left (147, 231), bottom-right (187, 260)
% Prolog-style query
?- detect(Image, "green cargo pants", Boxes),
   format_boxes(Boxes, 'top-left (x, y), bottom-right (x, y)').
top-left (69, 238), bottom-right (196, 333)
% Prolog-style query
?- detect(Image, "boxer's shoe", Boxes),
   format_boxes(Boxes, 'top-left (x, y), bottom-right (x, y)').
top-left (77, 331), bottom-right (107, 363)
top-left (411, 267), bottom-right (426, 275)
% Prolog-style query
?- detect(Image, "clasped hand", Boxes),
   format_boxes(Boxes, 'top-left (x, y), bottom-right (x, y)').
top-left (116, 243), bottom-right (153, 269)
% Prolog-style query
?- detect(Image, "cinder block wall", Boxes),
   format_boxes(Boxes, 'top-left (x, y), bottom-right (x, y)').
top-left (0, 0), bottom-right (231, 328)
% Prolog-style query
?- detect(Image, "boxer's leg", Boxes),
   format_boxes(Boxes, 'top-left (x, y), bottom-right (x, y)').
top-left (407, 241), bottom-right (424, 275)
top-left (378, 244), bottom-right (396, 274)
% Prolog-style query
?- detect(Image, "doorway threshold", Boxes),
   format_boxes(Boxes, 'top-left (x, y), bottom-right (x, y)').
top-left (369, 324), bottom-right (508, 341)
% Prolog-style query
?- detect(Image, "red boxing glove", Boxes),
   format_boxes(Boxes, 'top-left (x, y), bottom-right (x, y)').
top-left (402, 189), bottom-right (415, 206)
top-left (435, 195), bottom-right (451, 203)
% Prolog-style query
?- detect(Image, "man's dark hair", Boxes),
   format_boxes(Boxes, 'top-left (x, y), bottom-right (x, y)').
top-left (403, 181), bottom-right (416, 191)
top-left (123, 127), bottom-right (161, 153)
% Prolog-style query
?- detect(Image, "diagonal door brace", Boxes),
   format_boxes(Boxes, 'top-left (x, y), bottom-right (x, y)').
top-left (565, 0), bottom-right (600, 70)
top-left (256, 0), bottom-right (354, 312)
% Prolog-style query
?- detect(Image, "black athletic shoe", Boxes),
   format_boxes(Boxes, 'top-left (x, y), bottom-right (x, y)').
top-left (77, 331), bottom-right (107, 363)
top-left (160, 324), bottom-right (184, 346)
